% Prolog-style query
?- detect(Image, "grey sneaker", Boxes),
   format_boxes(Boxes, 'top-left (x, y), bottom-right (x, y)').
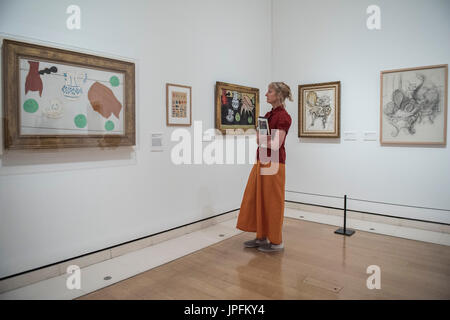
top-left (243, 238), bottom-right (269, 248)
top-left (257, 242), bottom-right (284, 252)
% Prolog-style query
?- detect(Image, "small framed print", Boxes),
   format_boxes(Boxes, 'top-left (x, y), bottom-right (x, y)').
top-left (257, 116), bottom-right (270, 135)
top-left (380, 64), bottom-right (448, 145)
top-left (166, 83), bottom-right (192, 126)
top-left (298, 81), bottom-right (341, 138)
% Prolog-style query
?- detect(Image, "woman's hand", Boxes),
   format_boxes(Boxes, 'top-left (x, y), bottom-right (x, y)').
top-left (258, 130), bottom-right (285, 150)
top-left (257, 133), bottom-right (269, 148)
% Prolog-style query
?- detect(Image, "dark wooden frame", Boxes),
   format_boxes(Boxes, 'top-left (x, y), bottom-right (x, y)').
top-left (215, 81), bottom-right (259, 134)
top-left (166, 83), bottom-right (192, 127)
top-left (298, 81), bottom-right (341, 138)
top-left (2, 39), bottom-right (136, 149)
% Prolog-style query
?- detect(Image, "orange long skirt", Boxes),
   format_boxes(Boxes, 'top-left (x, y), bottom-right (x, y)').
top-left (236, 160), bottom-right (286, 245)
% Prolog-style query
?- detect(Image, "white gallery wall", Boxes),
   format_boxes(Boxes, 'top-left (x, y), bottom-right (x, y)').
top-left (273, 0), bottom-right (450, 223)
top-left (0, 0), bottom-right (272, 278)
top-left (0, 0), bottom-right (449, 280)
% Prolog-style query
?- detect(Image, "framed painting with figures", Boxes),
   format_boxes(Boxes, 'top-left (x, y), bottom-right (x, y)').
top-left (2, 39), bottom-right (135, 149)
top-left (215, 81), bottom-right (259, 134)
top-left (166, 83), bottom-right (192, 126)
top-left (380, 64), bottom-right (448, 145)
top-left (298, 81), bottom-right (340, 138)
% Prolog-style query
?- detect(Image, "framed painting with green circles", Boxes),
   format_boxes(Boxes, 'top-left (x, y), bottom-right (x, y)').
top-left (2, 39), bottom-right (135, 149)
top-left (215, 81), bottom-right (260, 134)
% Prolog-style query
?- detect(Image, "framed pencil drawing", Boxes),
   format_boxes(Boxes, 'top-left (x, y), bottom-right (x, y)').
top-left (2, 39), bottom-right (135, 149)
top-left (215, 81), bottom-right (259, 134)
top-left (166, 83), bottom-right (192, 126)
top-left (298, 81), bottom-right (340, 138)
top-left (380, 64), bottom-right (448, 145)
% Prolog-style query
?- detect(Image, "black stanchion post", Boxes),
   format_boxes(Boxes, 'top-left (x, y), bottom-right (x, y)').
top-left (335, 194), bottom-right (355, 236)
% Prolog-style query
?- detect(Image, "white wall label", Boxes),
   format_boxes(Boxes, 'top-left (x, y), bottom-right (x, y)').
top-left (343, 131), bottom-right (357, 141)
top-left (151, 133), bottom-right (164, 152)
top-left (363, 131), bottom-right (377, 141)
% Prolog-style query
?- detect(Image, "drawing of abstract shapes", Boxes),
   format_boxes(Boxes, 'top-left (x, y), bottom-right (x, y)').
top-left (88, 81), bottom-right (123, 119)
top-left (383, 73), bottom-right (440, 137)
top-left (25, 61), bottom-right (43, 97)
top-left (383, 89), bottom-right (420, 137)
top-left (43, 98), bottom-right (64, 119)
top-left (23, 98), bottom-right (39, 113)
top-left (409, 73), bottom-right (440, 124)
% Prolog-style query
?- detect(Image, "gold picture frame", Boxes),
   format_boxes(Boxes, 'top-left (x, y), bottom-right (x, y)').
top-left (215, 81), bottom-right (259, 134)
top-left (380, 64), bottom-right (448, 145)
top-left (166, 83), bottom-right (192, 126)
top-left (2, 39), bottom-right (135, 149)
top-left (298, 81), bottom-right (341, 138)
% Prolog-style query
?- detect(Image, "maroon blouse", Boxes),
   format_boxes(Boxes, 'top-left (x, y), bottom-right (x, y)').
top-left (256, 105), bottom-right (292, 164)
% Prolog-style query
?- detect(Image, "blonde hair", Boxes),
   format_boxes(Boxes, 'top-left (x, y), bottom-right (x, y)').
top-left (269, 82), bottom-right (293, 107)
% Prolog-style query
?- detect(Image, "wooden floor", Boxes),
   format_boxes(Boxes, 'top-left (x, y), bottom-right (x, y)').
top-left (77, 218), bottom-right (450, 300)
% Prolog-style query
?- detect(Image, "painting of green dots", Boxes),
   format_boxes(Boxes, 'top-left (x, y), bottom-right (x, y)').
top-left (3, 39), bottom-right (135, 150)
top-left (19, 57), bottom-right (125, 136)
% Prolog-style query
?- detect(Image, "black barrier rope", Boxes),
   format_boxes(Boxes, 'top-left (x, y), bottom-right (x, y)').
top-left (285, 190), bottom-right (450, 212)
top-left (346, 197), bottom-right (450, 212)
top-left (285, 190), bottom-right (450, 237)
top-left (285, 190), bottom-right (343, 200)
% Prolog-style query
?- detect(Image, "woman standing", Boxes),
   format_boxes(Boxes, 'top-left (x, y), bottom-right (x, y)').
top-left (236, 82), bottom-right (293, 252)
